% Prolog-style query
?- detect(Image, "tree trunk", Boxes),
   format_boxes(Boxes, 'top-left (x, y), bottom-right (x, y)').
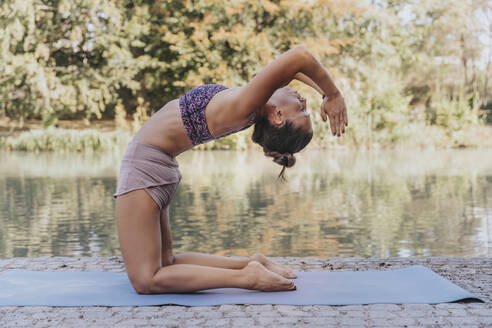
top-left (461, 34), bottom-right (468, 88)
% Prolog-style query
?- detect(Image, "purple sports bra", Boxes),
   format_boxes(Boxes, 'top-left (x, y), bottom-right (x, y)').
top-left (179, 84), bottom-right (255, 146)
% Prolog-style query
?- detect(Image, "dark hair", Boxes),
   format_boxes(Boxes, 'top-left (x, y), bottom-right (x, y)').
top-left (252, 114), bottom-right (313, 180)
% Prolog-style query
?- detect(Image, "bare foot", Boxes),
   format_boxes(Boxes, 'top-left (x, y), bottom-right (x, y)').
top-left (243, 261), bottom-right (296, 292)
top-left (249, 253), bottom-right (297, 279)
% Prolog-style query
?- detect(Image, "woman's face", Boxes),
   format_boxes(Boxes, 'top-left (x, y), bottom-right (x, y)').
top-left (272, 87), bottom-right (312, 133)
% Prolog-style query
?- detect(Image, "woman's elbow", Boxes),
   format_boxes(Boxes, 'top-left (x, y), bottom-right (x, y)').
top-left (293, 44), bottom-right (310, 58)
top-left (291, 45), bottom-right (312, 68)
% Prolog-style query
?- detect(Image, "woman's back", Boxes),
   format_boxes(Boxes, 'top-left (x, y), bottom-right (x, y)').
top-left (133, 85), bottom-right (253, 157)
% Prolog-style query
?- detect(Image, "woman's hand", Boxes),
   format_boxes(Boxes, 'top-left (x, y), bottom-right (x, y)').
top-left (320, 92), bottom-right (348, 137)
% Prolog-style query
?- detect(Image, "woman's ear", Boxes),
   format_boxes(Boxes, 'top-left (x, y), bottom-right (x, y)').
top-left (263, 102), bottom-right (283, 127)
top-left (272, 107), bottom-right (284, 126)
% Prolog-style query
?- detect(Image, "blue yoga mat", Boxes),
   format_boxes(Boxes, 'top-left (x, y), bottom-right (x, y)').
top-left (0, 265), bottom-right (482, 306)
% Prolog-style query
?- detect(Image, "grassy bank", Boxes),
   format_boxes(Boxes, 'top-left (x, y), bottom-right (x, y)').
top-left (1, 123), bottom-right (491, 153)
top-left (0, 128), bottom-right (132, 153)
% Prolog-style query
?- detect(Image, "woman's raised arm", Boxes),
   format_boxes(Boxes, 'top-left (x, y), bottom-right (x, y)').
top-left (292, 72), bottom-right (325, 96)
top-left (232, 45), bottom-right (347, 135)
top-left (232, 46), bottom-right (310, 114)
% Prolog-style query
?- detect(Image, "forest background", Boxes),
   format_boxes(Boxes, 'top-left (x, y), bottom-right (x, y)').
top-left (1, 0), bottom-right (491, 152)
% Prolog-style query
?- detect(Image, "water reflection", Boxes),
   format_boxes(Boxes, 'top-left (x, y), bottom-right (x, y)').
top-left (0, 149), bottom-right (491, 258)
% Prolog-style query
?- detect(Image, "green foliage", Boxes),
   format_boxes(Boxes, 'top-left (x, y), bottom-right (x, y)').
top-left (428, 93), bottom-right (480, 130)
top-left (2, 128), bottom-right (132, 152)
top-left (0, 0), bottom-right (151, 126)
top-left (358, 71), bottom-right (412, 145)
top-left (0, 0), bottom-right (490, 150)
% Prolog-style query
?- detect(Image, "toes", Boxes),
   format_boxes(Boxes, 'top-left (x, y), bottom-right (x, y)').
top-left (283, 278), bottom-right (296, 287)
top-left (279, 267), bottom-right (297, 279)
top-left (286, 271), bottom-right (297, 279)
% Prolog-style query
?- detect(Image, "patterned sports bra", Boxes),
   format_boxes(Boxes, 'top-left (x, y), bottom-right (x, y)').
top-left (179, 84), bottom-right (255, 146)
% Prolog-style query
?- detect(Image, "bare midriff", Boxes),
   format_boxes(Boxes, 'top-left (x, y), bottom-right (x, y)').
top-left (133, 99), bottom-right (194, 157)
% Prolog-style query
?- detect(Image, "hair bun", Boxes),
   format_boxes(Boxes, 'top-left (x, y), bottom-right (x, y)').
top-left (265, 151), bottom-right (296, 168)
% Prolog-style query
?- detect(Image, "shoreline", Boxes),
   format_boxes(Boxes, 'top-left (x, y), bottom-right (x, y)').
top-left (1, 119), bottom-right (492, 152)
top-left (0, 256), bottom-right (490, 327)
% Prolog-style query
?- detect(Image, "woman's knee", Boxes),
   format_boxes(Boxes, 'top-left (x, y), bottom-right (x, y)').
top-left (130, 271), bottom-right (175, 295)
top-left (131, 275), bottom-right (155, 295)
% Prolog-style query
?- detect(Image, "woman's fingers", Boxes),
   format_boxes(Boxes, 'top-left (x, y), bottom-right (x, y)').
top-left (321, 106), bottom-right (328, 122)
top-left (323, 95), bottom-right (348, 136)
top-left (328, 114), bottom-right (336, 136)
top-left (342, 104), bottom-right (348, 126)
top-left (334, 114), bottom-right (340, 136)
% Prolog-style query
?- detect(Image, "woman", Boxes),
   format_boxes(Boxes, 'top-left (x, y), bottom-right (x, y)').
top-left (114, 45), bottom-right (348, 294)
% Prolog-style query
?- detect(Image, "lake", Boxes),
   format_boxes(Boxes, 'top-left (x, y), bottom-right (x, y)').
top-left (0, 148), bottom-right (491, 258)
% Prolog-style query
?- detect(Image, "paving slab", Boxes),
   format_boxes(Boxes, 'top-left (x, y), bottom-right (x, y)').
top-left (0, 257), bottom-right (490, 327)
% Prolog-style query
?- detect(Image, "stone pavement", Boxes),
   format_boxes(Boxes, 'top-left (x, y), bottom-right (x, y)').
top-left (0, 256), bottom-right (490, 327)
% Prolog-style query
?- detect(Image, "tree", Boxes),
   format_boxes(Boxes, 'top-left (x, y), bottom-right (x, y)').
top-left (0, 0), bottom-right (153, 126)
